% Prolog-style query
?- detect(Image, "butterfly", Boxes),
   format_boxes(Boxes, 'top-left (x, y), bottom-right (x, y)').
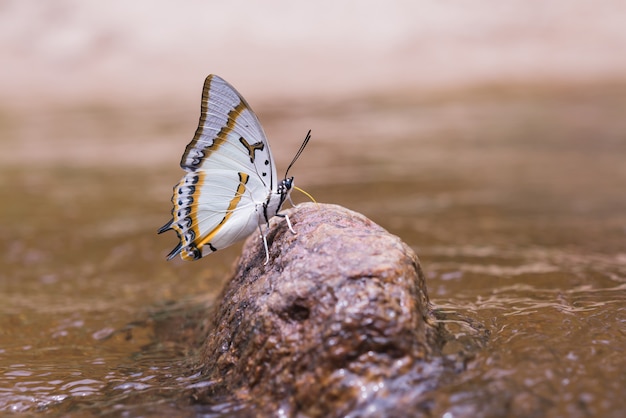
top-left (159, 74), bottom-right (310, 264)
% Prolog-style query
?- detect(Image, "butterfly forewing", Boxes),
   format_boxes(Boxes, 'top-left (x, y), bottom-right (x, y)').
top-left (180, 75), bottom-right (277, 188)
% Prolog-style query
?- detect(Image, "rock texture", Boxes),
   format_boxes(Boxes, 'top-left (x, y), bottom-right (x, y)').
top-left (195, 203), bottom-right (446, 417)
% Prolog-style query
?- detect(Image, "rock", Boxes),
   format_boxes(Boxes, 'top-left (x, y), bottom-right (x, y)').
top-left (194, 203), bottom-right (446, 417)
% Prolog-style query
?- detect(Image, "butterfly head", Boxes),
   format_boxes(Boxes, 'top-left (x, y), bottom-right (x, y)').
top-left (278, 176), bottom-right (294, 194)
top-left (277, 176), bottom-right (294, 206)
top-left (263, 175), bottom-right (294, 222)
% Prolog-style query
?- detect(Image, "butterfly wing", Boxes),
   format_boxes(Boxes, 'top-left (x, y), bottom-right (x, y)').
top-left (181, 75), bottom-right (277, 185)
top-left (160, 75), bottom-right (277, 260)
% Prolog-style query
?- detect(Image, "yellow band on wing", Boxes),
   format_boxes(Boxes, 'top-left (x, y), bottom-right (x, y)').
top-left (195, 172), bottom-right (250, 249)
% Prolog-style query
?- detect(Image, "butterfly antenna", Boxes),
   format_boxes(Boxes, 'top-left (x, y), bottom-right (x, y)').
top-left (284, 130), bottom-right (311, 178)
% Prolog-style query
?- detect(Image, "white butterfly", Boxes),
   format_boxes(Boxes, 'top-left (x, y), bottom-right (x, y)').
top-left (159, 74), bottom-right (310, 264)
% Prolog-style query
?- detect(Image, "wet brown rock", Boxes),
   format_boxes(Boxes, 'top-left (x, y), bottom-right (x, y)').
top-left (196, 203), bottom-right (445, 417)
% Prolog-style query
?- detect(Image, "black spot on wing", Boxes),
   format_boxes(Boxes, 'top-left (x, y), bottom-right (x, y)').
top-left (239, 136), bottom-right (265, 164)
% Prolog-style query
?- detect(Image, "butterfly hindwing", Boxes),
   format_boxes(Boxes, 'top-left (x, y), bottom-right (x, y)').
top-left (165, 168), bottom-right (268, 260)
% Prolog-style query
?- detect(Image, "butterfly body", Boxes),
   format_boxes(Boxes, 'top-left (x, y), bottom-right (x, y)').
top-left (159, 75), bottom-right (297, 262)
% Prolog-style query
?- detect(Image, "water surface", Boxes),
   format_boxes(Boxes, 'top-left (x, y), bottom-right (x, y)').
top-left (1, 83), bottom-right (625, 416)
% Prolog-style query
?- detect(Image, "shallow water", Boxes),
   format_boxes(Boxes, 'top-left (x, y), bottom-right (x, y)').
top-left (1, 83), bottom-right (625, 416)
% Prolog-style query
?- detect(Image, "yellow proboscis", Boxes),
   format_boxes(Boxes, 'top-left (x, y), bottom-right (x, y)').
top-left (294, 186), bottom-right (318, 204)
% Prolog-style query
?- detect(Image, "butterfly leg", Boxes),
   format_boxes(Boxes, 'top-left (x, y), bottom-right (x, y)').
top-left (259, 214), bottom-right (295, 265)
top-left (276, 213), bottom-right (296, 234)
top-left (259, 225), bottom-right (270, 265)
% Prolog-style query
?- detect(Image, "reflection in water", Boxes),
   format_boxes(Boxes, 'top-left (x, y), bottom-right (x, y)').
top-left (1, 84), bottom-right (626, 416)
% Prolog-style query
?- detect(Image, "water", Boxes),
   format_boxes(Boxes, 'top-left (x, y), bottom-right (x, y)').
top-left (1, 83), bottom-right (625, 416)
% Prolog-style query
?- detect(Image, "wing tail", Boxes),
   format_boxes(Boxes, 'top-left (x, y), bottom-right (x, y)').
top-left (165, 242), bottom-right (183, 260)
top-left (158, 219), bottom-right (173, 234)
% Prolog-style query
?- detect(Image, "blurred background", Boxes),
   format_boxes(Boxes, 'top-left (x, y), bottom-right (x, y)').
top-left (1, 0), bottom-right (626, 416)
top-left (3, 0), bottom-right (626, 104)
top-left (2, 0), bottom-right (626, 166)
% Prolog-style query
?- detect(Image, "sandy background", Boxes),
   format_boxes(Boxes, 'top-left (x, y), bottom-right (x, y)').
top-left (1, 0), bottom-right (626, 109)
